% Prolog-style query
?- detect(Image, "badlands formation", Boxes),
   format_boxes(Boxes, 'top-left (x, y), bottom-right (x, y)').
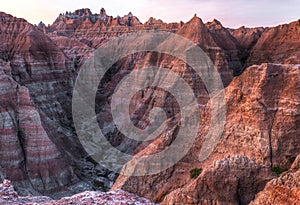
top-left (0, 7), bottom-right (299, 204)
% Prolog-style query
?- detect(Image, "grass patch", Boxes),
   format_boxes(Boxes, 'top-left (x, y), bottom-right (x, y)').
top-left (271, 167), bottom-right (287, 175)
top-left (190, 168), bottom-right (202, 179)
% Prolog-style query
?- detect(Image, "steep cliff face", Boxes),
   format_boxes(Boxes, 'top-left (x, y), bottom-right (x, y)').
top-left (0, 8), bottom-right (299, 204)
top-left (229, 26), bottom-right (265, 52)
top-left (247, 19), bottom-right (300, 65)
top-left (206, 19), bottom-right (245, 75)
top-left (175, 16), bottom-right (235, 85)
top-left (112, 64), bottom-right (300, 203)
top-left (212, 64), bottom-right (300, 168)
top-left (0, 11), bottom-right (83, 153)
top-left (0, 12), bottom-right (90, 195)
top-left (0, 60), bottom-right (76, 195)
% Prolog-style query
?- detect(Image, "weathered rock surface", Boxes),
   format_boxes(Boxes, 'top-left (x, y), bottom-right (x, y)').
top-left (49, 36), bottom-right (94, 69)
top-left (0, 179), bottom-right (155, 205)
top-left (47, 11), bottom-right (243, 80)
top-left (250, 155), bottom-right (300, 205)
top-left (0, 12), bottom-right (101, 196)
top-left (0, 179), bottom-right (52, 204)
top-left (162, 155), bottom-right (275, 205)
top-left (112, 64), bottom-right (300, 203)
top-left (0, 59), bottom-right (77, 195)
top-left (211, 64), bottom-right (300, 168)
top-left (0, 7), bottom-right (299, 205)
top-left (47, 190), bottom-right (156, 205)
top-left (247, 19), bottom-right (300, 65)
top-left (177, 15), bottom-right (234, 85)
top-left (229, 26), bottom-right (265, 52)
top-left (206, 19), bottom-right (245, 75)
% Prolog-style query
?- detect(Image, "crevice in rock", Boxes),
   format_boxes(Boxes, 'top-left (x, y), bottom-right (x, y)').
top-left (268, 108), bottom-right (279, 168)
top-left (267, 126), bottom-right (273, 167)
top-left (236, 178), bottom-right (242, 205)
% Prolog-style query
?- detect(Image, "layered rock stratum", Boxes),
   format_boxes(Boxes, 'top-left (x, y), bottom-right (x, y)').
top-left (112, 63), bottom-right (300, 204)
top-left (0, 7), bottom-right (299, 205)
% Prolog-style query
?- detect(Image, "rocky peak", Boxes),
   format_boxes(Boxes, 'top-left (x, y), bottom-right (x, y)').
top-left (1, 8), bottom-right (300, 205)
top-left (177, 15), bottom-right (207, 42)
top-left (38, 21), bottom-right (45, 28)
top-left (189, 13), bottom-right (205, 26)
top-left (37, 21), bottom-right (46, 32)
top-left (99, 7), bottom-right (107, 23)
top-left (205, 17), bottom-right (246, 74)
top-left (206, 18), bottom-right (223, 29)
top-left (119, 11), bottom-right (141, 26)
top-left (79, 8), bottom-right (92, 16)
top-left (144, 17), bottom-right (164, 25)
top-left (100, 7), bottom-right (106, 15)
top-left (177, 15), bottom-right (240, 83)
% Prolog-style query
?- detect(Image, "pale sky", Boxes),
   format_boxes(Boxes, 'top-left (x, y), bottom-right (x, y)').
top-left (1, 0), bottom-right (299, 28)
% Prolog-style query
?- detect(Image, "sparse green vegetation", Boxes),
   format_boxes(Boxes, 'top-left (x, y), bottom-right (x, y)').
top-left (190, 168), bottom-right (202, 179)
top-left (271, 166), bottom-right (287, 175)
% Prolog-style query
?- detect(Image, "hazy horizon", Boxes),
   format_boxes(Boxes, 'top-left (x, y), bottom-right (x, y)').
top-left (1, 0), bottom-right (300, 28)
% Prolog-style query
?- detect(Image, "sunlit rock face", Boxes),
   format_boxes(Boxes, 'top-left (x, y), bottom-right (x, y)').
top-left (250, 155), bottom-right (300, 205)
top-left (162, 156), bottom-right (276, 205)
top-left (246, 20), bottom-right (300, 65)
top-left (0, 7), bottom-right (299, 204)
top-left (112, 64), bottom-right (300, 203)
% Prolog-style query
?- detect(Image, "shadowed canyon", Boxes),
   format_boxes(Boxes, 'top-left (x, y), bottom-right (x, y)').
top-left (0, 7), bottom-right (299, 204)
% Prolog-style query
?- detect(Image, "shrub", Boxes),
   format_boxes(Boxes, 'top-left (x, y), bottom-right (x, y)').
top-left (271, 167), bottom-right (287, 175)
top-left (190, 168), bottom-right (202, 179)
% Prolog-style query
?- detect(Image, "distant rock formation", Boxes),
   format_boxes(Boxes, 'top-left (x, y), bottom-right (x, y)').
top-left (99, 8), bottom-right (108, 24)
top-left (144, 17), bottom-right (163, 25)
top-left (37, 21), bottom-right (46, 32)
top-left (65, 8), bottom-right (92, 19)
top-left (0, 8), bottom-right (299, 204)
